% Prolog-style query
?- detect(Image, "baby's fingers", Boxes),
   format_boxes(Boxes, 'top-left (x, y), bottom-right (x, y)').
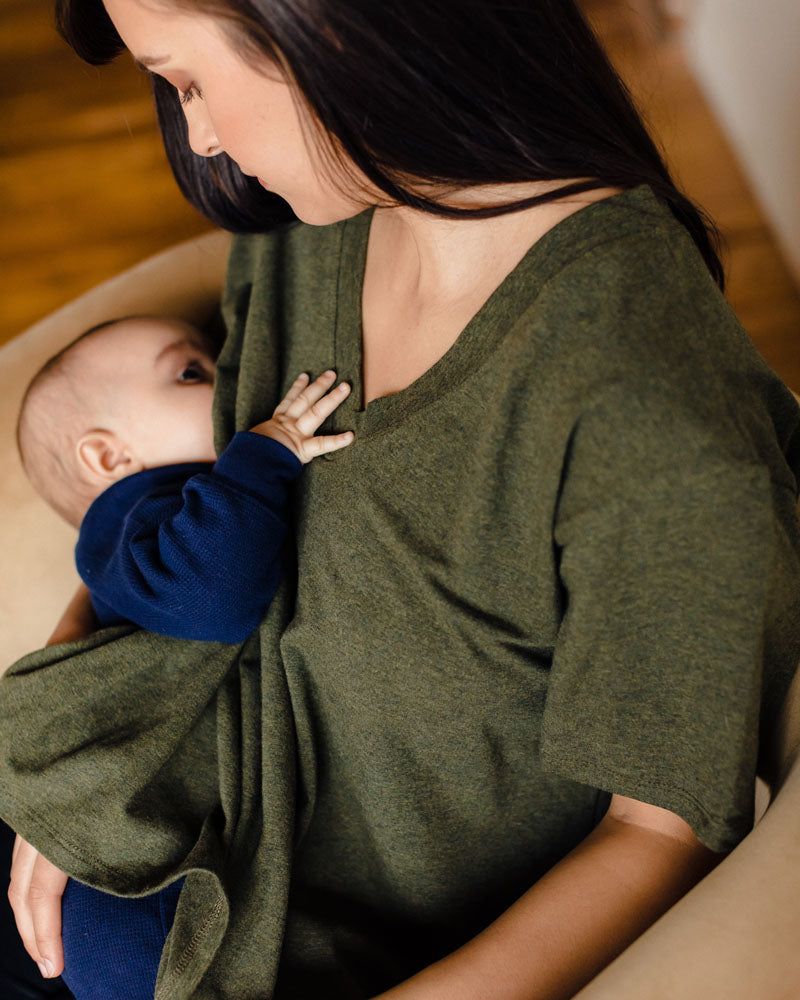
top-left (284, 370), bottom-right (343, 416)
top-left (295, 381), bottom-right (352, 435)
top-left (272, 373), bottom-right (311, 416)
top-left (302, 431), bottom-right (355, 461)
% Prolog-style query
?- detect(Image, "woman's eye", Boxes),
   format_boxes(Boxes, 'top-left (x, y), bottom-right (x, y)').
top-left (178, 85), bottom-right (201, 106)
top-left (178, 362), bottom-right (211, 383)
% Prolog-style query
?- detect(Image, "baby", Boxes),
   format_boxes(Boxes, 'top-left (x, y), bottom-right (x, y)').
top-left (16, 314), bottom-right (353, 642)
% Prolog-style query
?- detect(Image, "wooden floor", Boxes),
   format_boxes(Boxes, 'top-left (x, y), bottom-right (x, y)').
top-left (583, 1), bottom-right (800, 389)
top-left (0, 0), bottom-right (211, 343)
top-left (2, 0), bottom-right (799, 387)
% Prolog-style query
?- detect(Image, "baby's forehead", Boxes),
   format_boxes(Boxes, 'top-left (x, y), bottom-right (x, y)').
top-left (76, 317), bottom-right (212, 367)
top-left (92, 316), bottom-right (205, 348)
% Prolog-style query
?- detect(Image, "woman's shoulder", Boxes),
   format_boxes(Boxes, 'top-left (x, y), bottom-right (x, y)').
top-left (514, 187), bottom-right (752, 389)
top-left (531, 186), bottom-right (720, 328)
top-left (500, 188), bottom-right (800, 483)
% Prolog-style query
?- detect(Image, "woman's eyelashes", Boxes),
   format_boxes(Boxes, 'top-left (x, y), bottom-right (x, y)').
top-left (178, 84), bottom-right (202, 106)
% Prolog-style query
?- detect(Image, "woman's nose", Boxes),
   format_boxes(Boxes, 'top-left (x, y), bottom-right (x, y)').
top-left (184, 103), bottom-right (221, 158)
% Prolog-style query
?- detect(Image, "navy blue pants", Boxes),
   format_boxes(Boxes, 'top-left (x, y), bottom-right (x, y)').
top-left (60, 878), bottom-right (181, 1000)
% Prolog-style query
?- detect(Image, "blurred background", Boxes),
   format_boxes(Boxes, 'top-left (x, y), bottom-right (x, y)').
top-left (2, 0), bottom-right (799, 385)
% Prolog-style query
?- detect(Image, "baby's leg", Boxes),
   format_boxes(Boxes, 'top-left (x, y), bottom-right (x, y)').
top-left (61, 878), bottom-right (183, 1000)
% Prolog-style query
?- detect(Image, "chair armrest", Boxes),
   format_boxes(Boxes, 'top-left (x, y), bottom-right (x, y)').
top-left (574, 663), bottom-right (800, 999)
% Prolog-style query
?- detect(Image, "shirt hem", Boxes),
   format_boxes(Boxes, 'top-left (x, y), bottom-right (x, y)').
top-left (539, 746), bottom-right (752, 853)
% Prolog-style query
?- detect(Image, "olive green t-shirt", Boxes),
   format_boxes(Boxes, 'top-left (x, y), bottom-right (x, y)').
top-left (1, 186), bottom-right (799, 999)
top-left (213, 185), bottom-right (800, 995)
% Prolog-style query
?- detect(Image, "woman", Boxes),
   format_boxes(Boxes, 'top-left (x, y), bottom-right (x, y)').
top-left (5, 0), bottom-right (800, 998)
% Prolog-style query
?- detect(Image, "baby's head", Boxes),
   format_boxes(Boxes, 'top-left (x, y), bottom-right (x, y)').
top-left (17, 316), bottom-right (218, 527)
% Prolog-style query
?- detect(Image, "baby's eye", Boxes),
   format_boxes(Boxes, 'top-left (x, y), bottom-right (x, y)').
top-left (178, 361), bottom-right (212, 383)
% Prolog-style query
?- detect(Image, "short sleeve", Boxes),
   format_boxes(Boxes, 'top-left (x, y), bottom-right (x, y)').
top-left (541, 381), bottom-right (800, 852)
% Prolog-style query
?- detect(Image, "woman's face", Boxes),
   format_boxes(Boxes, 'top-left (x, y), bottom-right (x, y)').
top-left (102, 0), bottom-right (374, 224)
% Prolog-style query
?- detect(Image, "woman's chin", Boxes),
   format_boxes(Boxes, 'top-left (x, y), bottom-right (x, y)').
top-left (279, 189), bottom-right (374, 227)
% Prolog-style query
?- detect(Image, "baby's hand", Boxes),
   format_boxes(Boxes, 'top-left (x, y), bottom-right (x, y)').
top-left (249, 371), bottom-right (354, 463)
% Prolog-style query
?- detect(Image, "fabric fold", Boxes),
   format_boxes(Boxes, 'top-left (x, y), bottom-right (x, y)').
top-left (0, 586), bottom-right (298, 999)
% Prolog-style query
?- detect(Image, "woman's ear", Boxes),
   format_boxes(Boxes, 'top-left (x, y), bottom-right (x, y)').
top-left (75, 429), bottom-right (144, 486)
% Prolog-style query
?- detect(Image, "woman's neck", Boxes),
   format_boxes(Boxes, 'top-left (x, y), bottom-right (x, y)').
top-left (368, 180), bottom-right (618, 309)
top-left (360, 180), bottom-right (620, 404)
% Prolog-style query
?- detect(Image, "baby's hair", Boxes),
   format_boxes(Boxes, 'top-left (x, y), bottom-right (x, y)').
top-left (17, 318), bottom-right (122, 451)
top-left (16, 320), bottom-right (128, 525)
top-left (18, 317), bottom-right (117, 428)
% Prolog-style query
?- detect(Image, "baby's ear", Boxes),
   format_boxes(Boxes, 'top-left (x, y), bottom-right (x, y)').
top-left (76, 430), bottom-right (144, 486)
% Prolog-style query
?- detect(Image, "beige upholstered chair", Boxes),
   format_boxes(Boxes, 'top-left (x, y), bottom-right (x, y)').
top-left (1, 234), bottom-right (798, 997)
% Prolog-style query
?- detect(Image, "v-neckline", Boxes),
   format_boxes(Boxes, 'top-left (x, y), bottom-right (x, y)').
top-left (330, 185), bottom-right (657, 441)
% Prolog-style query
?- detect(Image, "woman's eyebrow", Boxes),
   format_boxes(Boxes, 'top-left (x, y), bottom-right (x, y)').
top-left (136, 54), bottom-right (171, 69)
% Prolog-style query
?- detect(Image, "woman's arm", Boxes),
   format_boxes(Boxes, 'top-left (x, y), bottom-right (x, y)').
top-left (8, 837), bottom-right (68, 982)
top-left (569, 660), bottom-right (800, 1000)
top-left (45, 584), bottom-right (97, 646)
top-left (374, 795), bottom-right (720, 1000)
top-left (7, 585), bottom-right (97, 979)
top-left (3, 236), bottom-right (231, 976)
top-left (377, 654), bottom-right (800, 1000)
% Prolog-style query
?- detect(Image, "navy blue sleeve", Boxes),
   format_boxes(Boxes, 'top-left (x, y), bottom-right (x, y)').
top-left (75, 432), bottom-right (302, 642)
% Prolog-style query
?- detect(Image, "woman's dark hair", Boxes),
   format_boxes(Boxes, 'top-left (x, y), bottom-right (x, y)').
top-left (55, 0), bottom-right (724, 287)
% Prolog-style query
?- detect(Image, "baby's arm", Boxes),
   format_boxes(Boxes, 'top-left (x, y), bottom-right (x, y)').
top-left (78, 372), bottom-right (352, 642)
top-left (372, 794), bottom-right (720, 1000)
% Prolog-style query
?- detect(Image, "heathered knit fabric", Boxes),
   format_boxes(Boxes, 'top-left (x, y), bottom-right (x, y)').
top-left (1, 186), bottom-right (799, 999)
